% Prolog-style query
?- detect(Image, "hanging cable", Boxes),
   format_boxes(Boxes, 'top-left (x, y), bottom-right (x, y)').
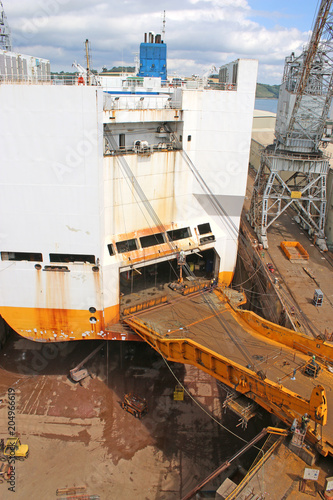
top-left (156, 345), bottom-right (262, 450)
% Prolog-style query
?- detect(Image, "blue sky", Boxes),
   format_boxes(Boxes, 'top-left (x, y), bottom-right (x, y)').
top-left (249, 0), bottom-right (317, 31)
top-left (2, 0), bottom-right (320, 84)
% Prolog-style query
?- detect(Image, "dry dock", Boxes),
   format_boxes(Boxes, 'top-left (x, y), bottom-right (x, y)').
top-left (0, 332), bottom-right (251, 499)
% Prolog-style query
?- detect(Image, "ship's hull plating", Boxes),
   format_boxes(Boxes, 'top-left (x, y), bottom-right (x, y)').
top-left (0, 59), bottom-right (258, 342)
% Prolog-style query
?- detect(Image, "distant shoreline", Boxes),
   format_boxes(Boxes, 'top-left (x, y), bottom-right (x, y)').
top-left (256, 83), bottom-right (280, 100)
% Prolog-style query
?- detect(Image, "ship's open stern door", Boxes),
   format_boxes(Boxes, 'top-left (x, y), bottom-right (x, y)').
top-left (119, 248), bottom-right (220, 313)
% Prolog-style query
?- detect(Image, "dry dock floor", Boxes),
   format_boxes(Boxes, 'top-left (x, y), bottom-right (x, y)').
top-left (0, 331), bottom-right (270, 500)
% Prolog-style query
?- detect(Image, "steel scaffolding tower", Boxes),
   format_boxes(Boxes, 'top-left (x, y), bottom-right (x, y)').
top-left (0, 1), bottom-right (12, 51)
top-left (249, 0), bottom-right (333, 248)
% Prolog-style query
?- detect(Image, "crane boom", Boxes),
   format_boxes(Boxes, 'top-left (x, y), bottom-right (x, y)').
top-left (296, 0), bottom-right (331, 96)
top-left (284, 0), bottom-right (333, 151)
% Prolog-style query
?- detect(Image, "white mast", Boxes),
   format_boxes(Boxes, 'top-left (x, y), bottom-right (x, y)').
top-left (161, 10), bottom-right (166, 42)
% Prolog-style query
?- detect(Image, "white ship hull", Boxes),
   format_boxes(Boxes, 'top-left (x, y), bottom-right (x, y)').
top-left (0, 59), bottom-right (258, 342)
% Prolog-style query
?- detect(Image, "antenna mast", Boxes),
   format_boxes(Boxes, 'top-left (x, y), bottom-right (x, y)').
top-left (162, 10), bottom-right (166, 41)
top-left (85, 39), bottom-right (91, 85)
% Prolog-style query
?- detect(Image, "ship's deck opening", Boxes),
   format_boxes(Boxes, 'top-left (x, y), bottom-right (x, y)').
top-left (119, 248), bottom-right (218, 310)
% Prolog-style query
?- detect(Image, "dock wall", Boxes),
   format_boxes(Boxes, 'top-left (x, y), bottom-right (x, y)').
top-left (233, 216), bottom-right (294, 330)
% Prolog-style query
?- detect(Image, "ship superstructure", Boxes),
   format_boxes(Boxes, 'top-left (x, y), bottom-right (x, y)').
top-left (0, 31), bottom-right (257, 342)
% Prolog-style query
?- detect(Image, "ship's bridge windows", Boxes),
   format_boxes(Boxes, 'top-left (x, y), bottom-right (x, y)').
top-left (167, 227), bottom-right (192, 241)
top-left (140, 233), bottom-right (165, 248)
top-left (197, 223), bottom-right (212, 235)
top-left (107, 243), bottom-right (115, 256)
top-left (49, 253), bottom-right (96, 264)
top-left (1, 252), bottom-right (43, 262)
top-left (116, 238), bottom-right (138, 253)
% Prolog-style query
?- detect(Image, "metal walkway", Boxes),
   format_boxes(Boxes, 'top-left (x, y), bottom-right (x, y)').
top-left (124, 287), bottom-right (333, 457)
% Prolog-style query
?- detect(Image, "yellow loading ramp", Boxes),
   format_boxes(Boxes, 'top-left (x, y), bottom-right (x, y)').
top-left (123, 288), bottom-right (333, 457)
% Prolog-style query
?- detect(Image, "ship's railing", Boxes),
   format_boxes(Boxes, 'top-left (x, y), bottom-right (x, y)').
top-left (104, 141), bottom-right (181, 156)
top-left (50, 75), bottom-right (78, 85)
top-left (0, 74), bottom-right (78, 85)
top-left (0, 74), bottom-right (238, 92)
top-left (103, 94), bottom-right (182, 111)
top-left (205, 81), bottom-right (237, 91)
top-left (180, 80), bottom-right (237, 91)
top-left (0, 74), bottom-right (52, 84)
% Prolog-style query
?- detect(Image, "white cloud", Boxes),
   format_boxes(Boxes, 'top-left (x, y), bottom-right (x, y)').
top-left (257, 63), bottom-right (284, 83)
top-left (3, 0), bottom-right (310, 83)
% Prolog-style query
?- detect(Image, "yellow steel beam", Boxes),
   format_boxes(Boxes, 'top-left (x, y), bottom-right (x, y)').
top-left (266, 427), bottom-right (289, 436)
top-left (124, 317), bottom-right (329, 455)
top-left (233, 307), bottom-right (333, 363)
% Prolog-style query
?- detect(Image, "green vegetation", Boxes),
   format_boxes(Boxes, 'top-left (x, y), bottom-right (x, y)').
top-left (51, 67), bottom-right (135, 77)
top-left (256, 83), bottom-right (280, 99)
top-left (51, 71), bottom-right (75, 75)
top-left (101, 66), bottom-right (135, 73)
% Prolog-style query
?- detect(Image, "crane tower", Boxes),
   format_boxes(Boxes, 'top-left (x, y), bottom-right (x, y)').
top-left (249, 0), bottom-right (333, 248)
top-left (0, 1), bottom-right (12, 51)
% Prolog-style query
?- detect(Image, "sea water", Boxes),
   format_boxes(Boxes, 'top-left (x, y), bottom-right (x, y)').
top-left (255, 98), bottom-right (278, 113)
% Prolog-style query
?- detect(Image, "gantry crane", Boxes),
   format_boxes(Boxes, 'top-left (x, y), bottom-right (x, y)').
top-left (249, 0), bottom-right (333, 248)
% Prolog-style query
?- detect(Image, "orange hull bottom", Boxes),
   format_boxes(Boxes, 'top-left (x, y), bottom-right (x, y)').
top-left (0, 305), bottom-right (140, 342)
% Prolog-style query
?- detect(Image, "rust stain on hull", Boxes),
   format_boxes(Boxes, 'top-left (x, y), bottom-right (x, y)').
top-left (0, 305), bottom-right (138, 342)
